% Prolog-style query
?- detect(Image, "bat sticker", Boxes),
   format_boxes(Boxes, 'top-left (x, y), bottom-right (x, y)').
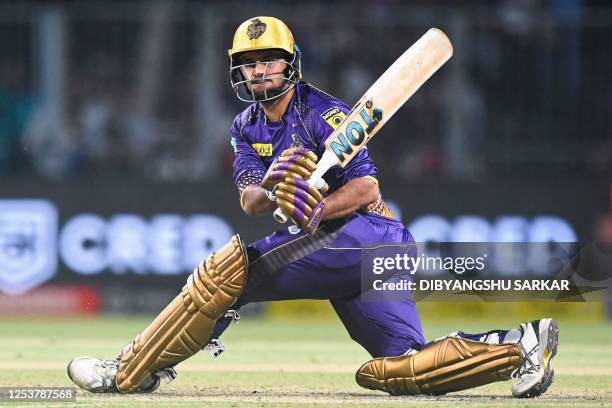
top-left (329, 106), bottom-right (383, 163)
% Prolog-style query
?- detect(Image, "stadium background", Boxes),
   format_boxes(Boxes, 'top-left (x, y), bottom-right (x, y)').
top-left (0, 0), bottom-right (611, 364)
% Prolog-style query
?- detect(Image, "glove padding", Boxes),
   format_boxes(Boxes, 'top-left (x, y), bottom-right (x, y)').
top-left (261, 147), bottom-right (328, 193)
top-left (275, 177), bottom-right (325, 234)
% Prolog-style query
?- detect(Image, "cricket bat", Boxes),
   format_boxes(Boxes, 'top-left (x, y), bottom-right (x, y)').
top-left (274, 28), bottom-right (453, 224)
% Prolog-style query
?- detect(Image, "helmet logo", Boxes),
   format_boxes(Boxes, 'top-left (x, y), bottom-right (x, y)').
top-left (247, 18), bottom-right (267, 40)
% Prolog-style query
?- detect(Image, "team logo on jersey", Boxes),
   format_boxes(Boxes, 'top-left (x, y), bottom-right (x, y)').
top-left (252, 143), bottom-right (273, 156)
top-left (290, 133), bottom-right (303, 148)
top-left (247, 18), bottom-right (267, 40)
top-left (320, 107), bottom-right (346, 130)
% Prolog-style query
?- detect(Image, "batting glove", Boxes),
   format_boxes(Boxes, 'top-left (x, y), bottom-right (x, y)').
top-left (274, 177), bottom-right (326, 234)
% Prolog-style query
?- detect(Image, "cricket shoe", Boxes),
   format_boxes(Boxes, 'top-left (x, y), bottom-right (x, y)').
top-left (511, 318), bottom-right (559, 398)
top-left (67, 357), bottom-right (176, 393)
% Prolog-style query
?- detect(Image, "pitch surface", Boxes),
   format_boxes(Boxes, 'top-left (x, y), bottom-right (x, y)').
top-left (0, 316), bottom-right (610, 407)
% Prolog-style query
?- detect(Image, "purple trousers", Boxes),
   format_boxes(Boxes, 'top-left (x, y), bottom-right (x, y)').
top-left (210, 212), bottom-right (426, 358)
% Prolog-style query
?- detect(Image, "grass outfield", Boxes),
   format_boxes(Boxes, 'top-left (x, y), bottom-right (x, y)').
top-left (0, 316), bottom-right (611, 407)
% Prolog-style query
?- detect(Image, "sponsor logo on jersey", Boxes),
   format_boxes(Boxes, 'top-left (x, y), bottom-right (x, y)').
top-left (320, 107), bottom-right (347, 130)
top-left (252, 143), bottom-right (273, 156)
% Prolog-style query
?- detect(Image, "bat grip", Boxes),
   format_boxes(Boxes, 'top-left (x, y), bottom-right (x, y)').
top-left (273, 207), bottom-right (290, 224)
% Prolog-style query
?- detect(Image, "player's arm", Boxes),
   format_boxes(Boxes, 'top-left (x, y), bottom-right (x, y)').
top-left (242, 147), bottom-right (320, 216)
top-left (240, 185), bottom-right (276, 216)
top-left (273, 170), bottom-right (379, 234)
top-left (322, 176), bottom-right (379, 220)
top-left (231, 122), bottom-right (274, 217)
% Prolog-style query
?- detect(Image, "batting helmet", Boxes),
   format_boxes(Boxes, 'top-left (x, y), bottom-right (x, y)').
top-left (229, 17), bottom-right (301, 102)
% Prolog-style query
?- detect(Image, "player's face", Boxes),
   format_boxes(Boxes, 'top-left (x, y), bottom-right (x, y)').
top-left (238, 50), bottom-right (289, 96)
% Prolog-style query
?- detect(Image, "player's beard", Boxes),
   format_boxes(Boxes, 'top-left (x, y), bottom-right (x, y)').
top-left (249, 77), bottom-right (290, 101)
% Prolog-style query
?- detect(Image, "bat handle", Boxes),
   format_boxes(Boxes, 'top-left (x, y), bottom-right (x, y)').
top-left (273, 207), bottom-right (290, 224)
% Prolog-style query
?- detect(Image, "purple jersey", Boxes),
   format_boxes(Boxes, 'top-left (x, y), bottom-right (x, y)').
top-left (208, 86), bottom-right (511, 362)
top-left (231, 82), bottom-right (378, 196)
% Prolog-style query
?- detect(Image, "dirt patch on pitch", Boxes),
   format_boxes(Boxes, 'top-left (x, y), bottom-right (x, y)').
top-left (72, 387), bottom-right (612, 406)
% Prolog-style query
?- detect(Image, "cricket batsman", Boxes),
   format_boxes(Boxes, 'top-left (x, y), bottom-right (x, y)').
top-left (67, 16), bottom-right (558, 398)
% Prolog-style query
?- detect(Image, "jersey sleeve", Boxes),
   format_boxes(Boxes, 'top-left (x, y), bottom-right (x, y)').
top-left (314, 105), bottom-right (378, 185)
top-left (230, 120), bottom-right (267, 192)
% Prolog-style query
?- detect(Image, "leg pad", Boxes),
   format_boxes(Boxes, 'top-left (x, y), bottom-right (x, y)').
top-left (115, 234), bottom-right (247, 392)
top-left (356, 337), bottom-right (521, 395)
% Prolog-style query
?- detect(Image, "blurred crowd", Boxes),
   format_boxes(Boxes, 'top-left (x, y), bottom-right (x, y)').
top-left (0, 0), bottom-right (610, 182)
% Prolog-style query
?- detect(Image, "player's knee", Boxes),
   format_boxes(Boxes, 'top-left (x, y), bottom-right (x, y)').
top-left (371, 337), bottom-right (423, 358)
top-left (182, 234), bottom-right (248, 320)
top-left (355, 331), bottom-right (423, 358)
